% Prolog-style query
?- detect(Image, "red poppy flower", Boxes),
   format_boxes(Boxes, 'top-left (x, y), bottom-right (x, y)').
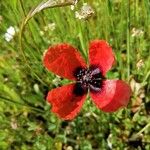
top-left (43, 40), bottom-right (131, 120)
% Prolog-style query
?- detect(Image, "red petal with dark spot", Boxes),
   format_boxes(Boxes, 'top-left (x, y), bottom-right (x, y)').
top-left (89, 40), bottom-right (115, 75)
top-left (46, 84), bottom-right (86, 120)
top-left (43, 44), bottom-right (86, 80)
top-left (90, 80), bottom-right (131, 112)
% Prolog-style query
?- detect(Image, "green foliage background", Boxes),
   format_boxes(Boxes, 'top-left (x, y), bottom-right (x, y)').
top-left (0, 0), bottom-right (150, 149)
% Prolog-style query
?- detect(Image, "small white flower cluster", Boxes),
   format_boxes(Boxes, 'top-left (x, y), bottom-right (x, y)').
top-left (52, 75), bottom-right (61, 86)
top-left (11, 118), bottom-right (18, 130)
top-left (44, 23), bottom-right (56, 31)
top-left (131, 28), bottom-right (144, 37)
top-left (70, 0), bottom-right (78, 10)
top-left (4, 26), bottom-right (17, 42)
top-left (40, 23), bottom-right (56, 36)
top-left (75, 3), bottom-right (94, 20)
top-left (136, 59), bottom-right (144, 70)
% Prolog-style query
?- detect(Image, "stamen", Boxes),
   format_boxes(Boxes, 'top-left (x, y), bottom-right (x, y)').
top-left (73, 66), bottom-right (104, 96)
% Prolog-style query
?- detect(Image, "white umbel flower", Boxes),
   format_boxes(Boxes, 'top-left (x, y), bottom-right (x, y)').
top-left (131, 28), bottom-right (144, 37)
top-left (44, 23), bottom-right (56, 31)
top-left (4, 26), bottom-right (16, 42)
top-left (75, 3), bottom-right (94, 20)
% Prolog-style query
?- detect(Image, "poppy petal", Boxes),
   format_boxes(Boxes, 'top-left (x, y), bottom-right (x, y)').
top-left (90, 80), bottom-right (131, 112)
top-left (43, 44), bottom-right (86, 80)
top-left (89, 40), bottom-right (115, 75)
top-left (46, 84), bottom-right (86, 120)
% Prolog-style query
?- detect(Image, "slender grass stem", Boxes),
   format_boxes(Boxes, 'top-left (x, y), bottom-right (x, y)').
top-left (77, 21), bottom-right (87, 62)
top-left (127, 0), bottom-right (131, 80)
top-left (142, 70), bottom-right (150, 84)
top-left (19, 0), bottom-right (26, 16)
top-left (129, 122), bottom-right (150, 141)
top-left (19, 0), bottom-right (76, 86)
top-left (0, 95), bottom-right (44, 113)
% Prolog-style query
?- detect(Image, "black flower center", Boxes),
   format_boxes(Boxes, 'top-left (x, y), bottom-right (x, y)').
top-left (73, 65), bottom-right (104, 96)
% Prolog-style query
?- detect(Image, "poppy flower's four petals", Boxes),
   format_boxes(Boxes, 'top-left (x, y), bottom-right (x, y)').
top-left (90, 80), bottom-right (132, 112)
top-left (89, 40), bottom-right (115, 75)
top-left (43, 44), bottom-right (86, 80)
top-left (46, 84), bottom-right (86, 120)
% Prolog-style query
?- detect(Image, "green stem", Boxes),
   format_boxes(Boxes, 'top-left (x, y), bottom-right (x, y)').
top-left (0, 95), bottom-right (44, 113)
top-left (19, 0), bottom-right (26, 16)
top-left (142, 70), bottom-right (150, 84)
top-left (19, 0), bottom-right (76, 86)
top-left (129, 122), bottom-right (150, 141)
top-left (127, 0), bottom-right (131, 80)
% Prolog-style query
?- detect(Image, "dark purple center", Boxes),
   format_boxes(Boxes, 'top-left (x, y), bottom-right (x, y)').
top-left (73, 65), bottom-right (104, 96)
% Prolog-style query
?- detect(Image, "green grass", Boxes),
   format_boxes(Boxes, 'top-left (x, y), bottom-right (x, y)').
top-left (0, 0), bottom-right (150, 149)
